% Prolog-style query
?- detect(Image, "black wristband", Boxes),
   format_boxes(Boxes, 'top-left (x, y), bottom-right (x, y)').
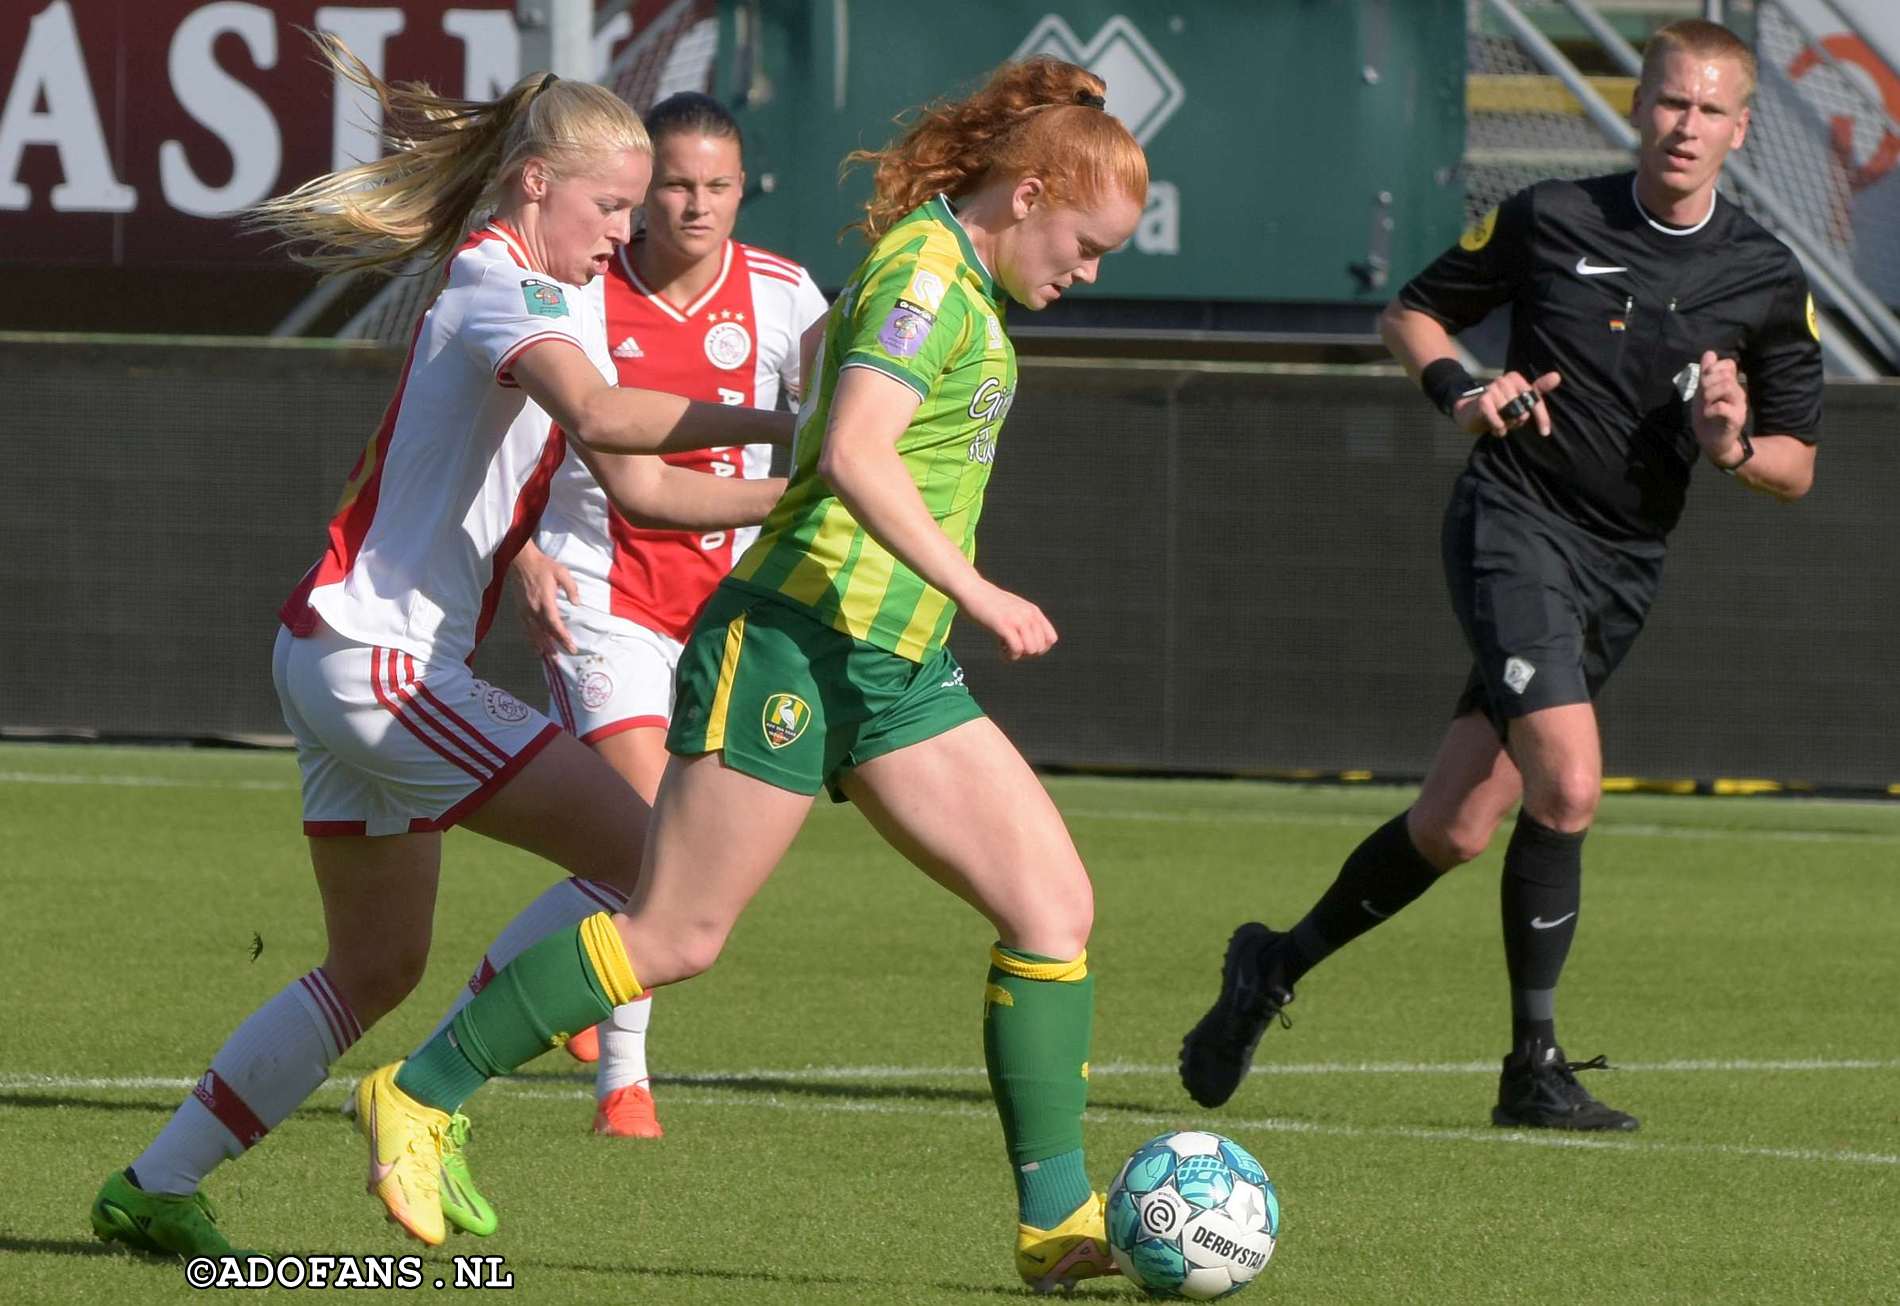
top-left (1716, 430), bottom-right (1755, 475)
top-left (1420, 358), bottom-right (1480, 419)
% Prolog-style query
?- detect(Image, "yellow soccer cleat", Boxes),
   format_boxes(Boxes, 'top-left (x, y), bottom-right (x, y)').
top-left (354, 1062), bottom-right (449, 1247)
top-left (1015, 1191), bottom-right (1119, 1294)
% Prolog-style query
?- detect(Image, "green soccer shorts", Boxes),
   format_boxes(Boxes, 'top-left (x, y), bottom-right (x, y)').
top-left (667, 584), bottom-right (986, 798)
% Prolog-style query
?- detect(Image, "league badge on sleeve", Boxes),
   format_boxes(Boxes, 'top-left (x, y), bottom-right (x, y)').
top-left (1459, 208), bottom-right (1499, 252)
top-left (878, 299), bottom-right (935, 359)
top-left (521, 279), bottom-right (569, 318)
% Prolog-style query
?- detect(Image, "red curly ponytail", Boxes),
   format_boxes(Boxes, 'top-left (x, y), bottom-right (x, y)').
top-left (845, 58), bottom-right (1148, 243)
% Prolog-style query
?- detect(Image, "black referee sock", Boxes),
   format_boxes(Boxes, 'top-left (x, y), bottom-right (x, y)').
top-left (1281, 811), bottom-right (1442, 988)
top-left (1501, 811), bottom-right (1587, 1054)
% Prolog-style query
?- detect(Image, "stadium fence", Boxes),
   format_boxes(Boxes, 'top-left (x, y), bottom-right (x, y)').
top-left (3, 337), bottom-right (1894, 791)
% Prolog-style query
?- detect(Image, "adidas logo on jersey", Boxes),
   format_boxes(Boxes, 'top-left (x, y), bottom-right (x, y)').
top-left (612, 336), bottom-right (644, 359)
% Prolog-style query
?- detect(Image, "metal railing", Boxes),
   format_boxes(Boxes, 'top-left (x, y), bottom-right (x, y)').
top-left (1480, 0), bottom-right (1898, 376)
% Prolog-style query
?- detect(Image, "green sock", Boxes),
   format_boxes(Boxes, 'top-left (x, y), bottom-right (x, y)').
top-left (1017, 1149), bottom-right (1090, 1231)
top-left (982, 944), bottom-right (1094, 1228)
top-left (395, 922), bottom-right (623, 1112)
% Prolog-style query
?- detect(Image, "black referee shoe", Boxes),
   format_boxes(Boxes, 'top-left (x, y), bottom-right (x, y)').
top-left (1178, 922), bottom-right (1294, 1109)
top-left (1492, 1042), bottom-right (1640, 1132)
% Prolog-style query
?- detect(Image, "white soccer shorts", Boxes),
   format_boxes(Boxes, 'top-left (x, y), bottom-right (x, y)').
top-left (272, 621), bottom-right (560, 837)
top-left (539, 603), bottom-right (684, 745)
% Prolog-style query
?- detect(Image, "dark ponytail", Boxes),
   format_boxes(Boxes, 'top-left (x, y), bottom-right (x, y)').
top-left (644, 91), bottom-right (743, 156)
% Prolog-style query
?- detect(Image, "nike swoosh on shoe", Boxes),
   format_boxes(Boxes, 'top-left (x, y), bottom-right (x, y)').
top-left (367, 1099), bottom-right (396, 1187)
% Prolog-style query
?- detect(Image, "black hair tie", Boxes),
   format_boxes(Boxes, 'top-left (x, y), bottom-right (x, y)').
top-left (534, 72), bottom-right (559, 97)
top-left (1075, 91), bottom-right (1106, 109)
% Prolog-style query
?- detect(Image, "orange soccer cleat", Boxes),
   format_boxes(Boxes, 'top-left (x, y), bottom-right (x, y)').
top-left (592, 1082), bottom-right (663, 1139)
top-left (564, 1023), bottom-right (600, 1064)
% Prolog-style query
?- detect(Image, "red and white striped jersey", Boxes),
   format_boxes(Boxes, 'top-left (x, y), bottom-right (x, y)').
top-left (536, 238), bottom-right (829, 641)
top-left (281, 221), bottom-right (615, 664)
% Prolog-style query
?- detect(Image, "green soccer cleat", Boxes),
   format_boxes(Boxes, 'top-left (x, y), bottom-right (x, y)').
top-left (438, 1112), bottom-right (498, 1237)
top-left (91, 1170), bottom-right (236, 1258)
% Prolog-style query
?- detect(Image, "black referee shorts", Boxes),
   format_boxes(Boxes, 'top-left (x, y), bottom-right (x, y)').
top-left (1441, 472), bottom-right (1665, 735)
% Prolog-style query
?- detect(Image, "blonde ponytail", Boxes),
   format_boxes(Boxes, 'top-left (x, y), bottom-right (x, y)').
top-left (249, 32), bottom-right (649, 276)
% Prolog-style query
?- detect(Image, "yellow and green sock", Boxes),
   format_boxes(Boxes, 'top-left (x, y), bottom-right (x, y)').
top-left (982, 944), bottom-right (1094, 1230)
top-left (396, 913), bottom-right (641, 1112)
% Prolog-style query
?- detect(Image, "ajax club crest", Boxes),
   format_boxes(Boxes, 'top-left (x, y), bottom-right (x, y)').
top-left (480, 683), bottom-right (533, 724)
top-left (703, 309), bottom-right (752, 370)
top-left (761, 693), bottom-right (811, 750)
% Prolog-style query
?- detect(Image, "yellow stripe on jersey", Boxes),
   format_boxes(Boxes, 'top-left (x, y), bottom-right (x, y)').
top-left (776, 548), bottom-right (841, 609)
top-left (835, 538), bottom-right (898, 642)
top-left (894, 587), bottom-right (951, 663)
top-left (988, 947), bottom-right (1089, 983)
top-left (769, 500), bottom-right (863, 610)
top-left (702, 612), bottom-right (748, 751)
top-left (735, 195), bottom-right (1011, 663)
top-left (578, 913), bottom-right (642, 1005)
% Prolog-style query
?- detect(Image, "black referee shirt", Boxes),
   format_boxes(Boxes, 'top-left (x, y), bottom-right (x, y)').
top-left (1400, 172), bottom-right (1824, 541)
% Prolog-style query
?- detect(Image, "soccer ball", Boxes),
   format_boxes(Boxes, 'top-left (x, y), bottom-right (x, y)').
top-left (1106, 1131), bottom-right (1279, 1299)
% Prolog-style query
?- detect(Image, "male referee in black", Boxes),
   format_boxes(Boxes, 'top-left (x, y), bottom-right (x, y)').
top-left (1181, 20), bottom-right (1823, 1130)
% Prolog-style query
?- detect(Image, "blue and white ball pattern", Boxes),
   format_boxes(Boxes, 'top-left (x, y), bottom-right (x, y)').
top-left (1106, 1131), bottom-right (1279, 1299)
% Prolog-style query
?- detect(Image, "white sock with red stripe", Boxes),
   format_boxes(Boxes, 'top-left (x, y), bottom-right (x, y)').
top-left (131, 968), bottom-right (361, 1195)
top-left (413, 876), bottom-right (630, 1052)
top-left (597, 995), bottom-right (654, 1098)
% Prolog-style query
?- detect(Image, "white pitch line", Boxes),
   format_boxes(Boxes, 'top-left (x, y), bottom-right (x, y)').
top-left (1060, 805), bottom-right (1900, 845)
top-left (7, 1059), bottom-right (1897, 1173)
top-left (10, 1055), bottom-right (1893, 1097)
top-left (369, 1083), bottom-right (1900, 1171)
top-left (4, 771), bottom-right (1897, 843)
top-left (644, 1056), bottom-right (1900, 1081)
top-left (0, 770), bottom-right (296, 792)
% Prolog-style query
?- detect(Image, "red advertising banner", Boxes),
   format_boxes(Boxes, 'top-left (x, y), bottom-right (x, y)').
top-left (1, 1), bottom-right (668, 267)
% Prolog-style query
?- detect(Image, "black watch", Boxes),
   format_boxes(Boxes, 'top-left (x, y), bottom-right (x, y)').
top-left (1716, 431), bottom-right (1755, 475)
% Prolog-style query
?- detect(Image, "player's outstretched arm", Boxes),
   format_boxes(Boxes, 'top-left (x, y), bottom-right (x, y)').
top-left (817, 367), bottom-right (1056, 661)
top-left (579, 447), bottom-right (788, 530)
top-left (511, 340), bottom-right (796, 454)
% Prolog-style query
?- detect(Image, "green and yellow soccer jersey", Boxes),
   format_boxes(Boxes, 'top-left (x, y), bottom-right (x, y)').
top-left (728, 195), bottom-right (1017, 662)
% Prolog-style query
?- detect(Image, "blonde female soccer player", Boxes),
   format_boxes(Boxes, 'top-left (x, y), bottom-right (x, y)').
top-left (354, 58), bottom-right (1148, 1289)
top-left (89, 38), bottom-right (790, 1256)
top-left (420, 91), bottom-right (828, 1142)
